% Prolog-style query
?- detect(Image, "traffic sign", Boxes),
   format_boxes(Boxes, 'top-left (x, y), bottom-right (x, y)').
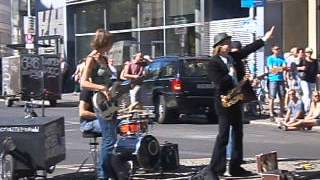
top-left (25, 34), bottom-right (34, 44)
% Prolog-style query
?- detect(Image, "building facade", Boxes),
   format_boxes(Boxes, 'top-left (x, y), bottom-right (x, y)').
top-left (0, 0), bottom-right (12, 57)
top-left (64, 0), bottom-right (251, 66)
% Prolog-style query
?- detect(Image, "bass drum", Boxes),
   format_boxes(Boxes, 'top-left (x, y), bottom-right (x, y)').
top-left (113, 135), bottom-right (160, 170)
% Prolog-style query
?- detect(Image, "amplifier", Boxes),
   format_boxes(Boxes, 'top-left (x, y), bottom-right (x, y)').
top-left (0, 116), bottom-right (66, 170)
top-left (160, 142), bottom-right (179, 171)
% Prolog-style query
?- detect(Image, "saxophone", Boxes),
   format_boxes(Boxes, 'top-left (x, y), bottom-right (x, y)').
top-left (221, 78), bottom-right (251, 108)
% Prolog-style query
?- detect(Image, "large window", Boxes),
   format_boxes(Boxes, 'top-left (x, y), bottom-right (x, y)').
top-left (75, 35), bottom-right (93, 62)
top-left (165, 0), bottom-right (198, 25)
top-left (109, 0), bottom-right (163, 30)
top-left (75, 2), bottom-right (105, 34)
top-left (210, 0), bottom-right (249, 20)
top-left (109, 0), bottom-right (138, 30)
top-left (140, 30), bottom-right (164, 57)
top-left (139, 0), bottom-right (163, 28)
top-left (166, 27), bottom-right (195, 56)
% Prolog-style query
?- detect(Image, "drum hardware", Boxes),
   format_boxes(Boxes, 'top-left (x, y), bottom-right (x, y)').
top-left (118, 119), bottom-right (148, 136)
top-left (113, 135), bottom-right (161, 170)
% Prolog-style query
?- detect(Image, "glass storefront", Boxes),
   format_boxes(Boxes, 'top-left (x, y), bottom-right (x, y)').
top-left (75, 35), bottom-right (93, 62)
top-left (166, 27), bottom-right (195, 56)
top-left (75, 2), bottom-right (105, 34)
top-left (165, 0), bottom-right (197, 25)
top-left (70, 0), bottom-right (200, 63)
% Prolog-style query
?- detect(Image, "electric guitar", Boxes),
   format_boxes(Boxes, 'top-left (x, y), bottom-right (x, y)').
top-left (92, 81), bottom-right (131, 119)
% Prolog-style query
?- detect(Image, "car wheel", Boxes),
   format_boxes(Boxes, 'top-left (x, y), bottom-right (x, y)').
top-left (1, 154), bottom-right (15, 180)
top-left (155, 96), bottom-right (176, 124)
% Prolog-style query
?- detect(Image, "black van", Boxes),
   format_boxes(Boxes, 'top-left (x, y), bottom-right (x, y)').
top-left (140, 56), bottom-right (217, 124)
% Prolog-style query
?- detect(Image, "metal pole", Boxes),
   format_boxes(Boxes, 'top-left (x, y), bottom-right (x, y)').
top-left (27, 0), bottom-right (31, 17)
top-left (41, 71), bottom-right (45, 117)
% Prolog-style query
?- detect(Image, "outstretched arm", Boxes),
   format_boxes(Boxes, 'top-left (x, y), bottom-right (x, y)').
top-left (237, 26), bottom-right (275, 59)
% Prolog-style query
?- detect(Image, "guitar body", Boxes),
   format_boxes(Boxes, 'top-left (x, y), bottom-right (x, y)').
top-left (92, 91), bottom-right (119, 119)
top-left (92, 81), bottom-right (132, 119)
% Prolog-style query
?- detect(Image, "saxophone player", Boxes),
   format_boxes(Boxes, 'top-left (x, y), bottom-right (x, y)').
top-left (190, 26), bottom-right (275, 180)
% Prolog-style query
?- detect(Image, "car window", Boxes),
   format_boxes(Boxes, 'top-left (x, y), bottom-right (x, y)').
top-left (144, 62), bottom-right (161, 80)
top-left (182, 59), bottom-right (209, 77)
top-left (159, 61), bottom-right (177, 78)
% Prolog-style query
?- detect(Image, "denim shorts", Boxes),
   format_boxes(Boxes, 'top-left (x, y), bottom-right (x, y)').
top-left (268, 81), bottom-right (286, 99)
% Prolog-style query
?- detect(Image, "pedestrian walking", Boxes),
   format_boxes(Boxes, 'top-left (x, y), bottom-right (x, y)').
top-left (190, 26), bottom-right (275, 180)
top-left (123, 52), bottom-right (145, 104)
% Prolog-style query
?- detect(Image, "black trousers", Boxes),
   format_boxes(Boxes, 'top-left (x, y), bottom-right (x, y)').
top-left (209, 102), bottom-right (243, 174)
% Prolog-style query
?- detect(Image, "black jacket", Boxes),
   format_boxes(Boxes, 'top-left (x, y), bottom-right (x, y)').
top-left (207, 39), bottom-right (265, 97)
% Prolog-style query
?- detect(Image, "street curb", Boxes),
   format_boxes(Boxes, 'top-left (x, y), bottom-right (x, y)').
top-left (250, 120), bottom-right (320, 130)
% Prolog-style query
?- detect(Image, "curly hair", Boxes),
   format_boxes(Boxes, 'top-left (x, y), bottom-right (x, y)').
top-left (90, 28), bottom-right (113, 50)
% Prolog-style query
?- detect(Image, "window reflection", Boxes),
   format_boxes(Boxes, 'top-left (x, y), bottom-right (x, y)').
top-left (166, 27), bottom-right (195, 56)
top-left (75, 35), bottom-right (93, 62)
top-left (140, 30), bottom-right (164, 57)
top-left (75, 3), bottom-right (105, 34)
top-left (109, 0), bottom-right (138, 30)
top-left (109, 0), bottom-right (163, 30)
top-left (165, 0), bottom-right (197, 25)
top-left (139, 0), bottom-right (163, 27)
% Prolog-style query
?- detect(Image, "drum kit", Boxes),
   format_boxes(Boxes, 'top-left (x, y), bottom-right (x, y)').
top-left (114, 107), bottom-right (161, 172)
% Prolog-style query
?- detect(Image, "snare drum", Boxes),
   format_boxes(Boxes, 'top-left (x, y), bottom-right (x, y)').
top-left (113, 135), bottom-right (160, 170)
top-left (118, 120), bottom-right (148, 135)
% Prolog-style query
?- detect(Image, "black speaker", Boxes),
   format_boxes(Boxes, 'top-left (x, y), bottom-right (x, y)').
top-left (0, 116), bottom-right (66, 171)
top-left (160, 142), bottom-right (179, 171)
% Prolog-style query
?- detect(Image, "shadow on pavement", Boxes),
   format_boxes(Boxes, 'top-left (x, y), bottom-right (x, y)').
top-left (48, 171), bottom-right (96, 180)
top-left (54, 101), bottom-right (79, 108)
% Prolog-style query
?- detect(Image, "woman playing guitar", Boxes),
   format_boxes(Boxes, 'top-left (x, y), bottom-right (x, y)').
top-left (80, 29), bottom-right (118, 180)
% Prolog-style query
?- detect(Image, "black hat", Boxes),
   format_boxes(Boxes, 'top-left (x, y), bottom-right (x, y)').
top-left (231, 41), bottom-right (242, 50)
top-left (213, 33), bottom-right (231, 48)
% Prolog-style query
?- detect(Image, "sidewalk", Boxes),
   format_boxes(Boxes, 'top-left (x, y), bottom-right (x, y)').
top-left (51, 94), bottom-right (320, 179)
top-left (49, 158), bottom-right (320, 179)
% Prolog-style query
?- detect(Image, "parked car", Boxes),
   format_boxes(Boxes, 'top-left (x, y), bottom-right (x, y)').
top-left (140, 56), bottom-right (217, 124)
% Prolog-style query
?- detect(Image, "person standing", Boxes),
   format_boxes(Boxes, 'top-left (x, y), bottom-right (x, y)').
top-left (123, 52), bottom-right (145, 104)
top-left (298, 48), bottom-right (318, 112)
top-left (60, 55), bottom-right (69, 92)
top-left (190, 27), bottom-right (275, 180)
top-left (226, 41), bottom-right (242, 162)
top-left (107, 58), bottom-right (118, 84)
top-left (266, 46), bottom-right (287, 120)
top-left (80, 28), bottom-right (117, 180)
top-left (72, 58), bottom-right (86, 93)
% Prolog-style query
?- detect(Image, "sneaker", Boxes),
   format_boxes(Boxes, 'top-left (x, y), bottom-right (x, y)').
top-left (229, 167), bottom-right (254, 177)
